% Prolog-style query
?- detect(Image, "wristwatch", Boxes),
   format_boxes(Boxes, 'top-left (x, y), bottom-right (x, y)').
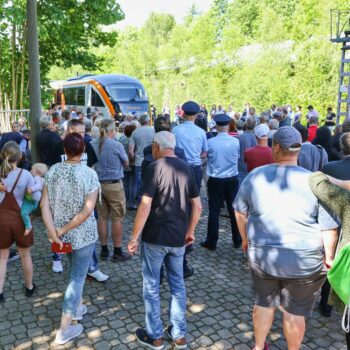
top-left (129, 237), bottom-right (139, 244)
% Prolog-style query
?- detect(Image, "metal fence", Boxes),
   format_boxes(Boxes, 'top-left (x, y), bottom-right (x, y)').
top-left (0, 109), bottom-right (30, 132)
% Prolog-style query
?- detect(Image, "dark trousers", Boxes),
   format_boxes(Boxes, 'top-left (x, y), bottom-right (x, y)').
top-left (320, 279), bottom-right (331, 305)
top-left (191, 165), bottom-right (202, 192)
top-left (206, 176), bottom-right (241, 246)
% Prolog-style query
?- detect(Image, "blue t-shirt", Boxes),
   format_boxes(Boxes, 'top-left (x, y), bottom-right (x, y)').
top-left (233, 164), bottom-right (338, 278)
top-left (94, 138), bottom-right (128, 181)
top-left (173, 121), bottom-right (208, 166)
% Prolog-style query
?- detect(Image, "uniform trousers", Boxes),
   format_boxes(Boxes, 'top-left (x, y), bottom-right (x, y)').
top-left (206, 176), bottom-right (241, 247)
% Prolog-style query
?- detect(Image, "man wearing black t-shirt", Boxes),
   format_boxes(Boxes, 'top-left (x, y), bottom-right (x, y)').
top-left (128, 131), bottom-right (202, 350)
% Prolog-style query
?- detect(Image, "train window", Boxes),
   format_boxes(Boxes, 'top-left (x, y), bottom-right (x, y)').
top-left (77, 87), bottom-right (85, 105)
top-left (106, 84), bottom-right (148, 102)
top-left (63, 86), bottom-right (85, 105)
top-left (63, 88), bottom-right (75, 105)
top-left (91, 88), bottom-right (105, 107)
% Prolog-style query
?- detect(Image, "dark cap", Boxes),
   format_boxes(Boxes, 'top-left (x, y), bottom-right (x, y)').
top-left (272, 111), bottom-right (283, 120)
top-left (273, 126), bottom-right (302, 151)
top-left (182, 101), bottom-right (200, 116)
top-left (214, 114), bottom-right (231, 126)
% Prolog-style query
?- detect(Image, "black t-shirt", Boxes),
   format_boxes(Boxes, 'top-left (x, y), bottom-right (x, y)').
top-left (49, 140), bottom-right (97, 167)
top-left (141, 157), bottom-right (199, 247)
top-left (36, 129), bottom-right (62, 166)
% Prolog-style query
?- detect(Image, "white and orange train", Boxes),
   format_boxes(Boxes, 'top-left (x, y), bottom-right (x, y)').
top-left (51, 74), bottom-right (149, 119)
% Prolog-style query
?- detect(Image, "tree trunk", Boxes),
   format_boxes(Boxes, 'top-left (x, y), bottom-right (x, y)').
top-left (11, 21), bottom-right (17, 110)
top-left (19, 30), bottom-right (26, 110)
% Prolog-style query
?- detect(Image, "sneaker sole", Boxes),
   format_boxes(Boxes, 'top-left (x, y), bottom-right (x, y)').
top-left (86, 274), bottom-right (109, 282)
top-left (136, 336), bottom-right (164, 350)
top-left (166, 330), bottom-right (187, 350)
top-left (55, 327), bottom-right (83, 345)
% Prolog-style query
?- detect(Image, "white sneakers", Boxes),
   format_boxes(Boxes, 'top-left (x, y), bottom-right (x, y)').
top-left (87, 270), bottom-right (109, 282)
top-left (55, 304), bottom-right (87, 344)
top-left (55, 324), bottom-right (83, 345)
top-left (52, 260), bottom-right (63, 273)
top-left (72, 304), bottom-right (88, 321)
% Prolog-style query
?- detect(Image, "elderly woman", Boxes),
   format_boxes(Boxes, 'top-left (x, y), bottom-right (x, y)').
top-left (0, 141), bottom-right (38, 302)
top-left (309, 172), bottom-right (350, 349)
top-left (41, 133), bottom-right (100, 345)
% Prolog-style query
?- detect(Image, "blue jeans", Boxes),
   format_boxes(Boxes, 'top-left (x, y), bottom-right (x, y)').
top-left (142, 242), bottom-right (186, 340)
top-left (21, 198), bottom-right (38, 230)
top-left (123, 167), bottom-right (136, 208)
top-left (62, 243), bottom-right (95, 314)
top-left (52, 244), bottom-right (99, 274)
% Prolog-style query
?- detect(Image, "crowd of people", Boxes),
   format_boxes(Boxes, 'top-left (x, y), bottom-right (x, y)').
top-left (0, 99), bottom-right (349, 350)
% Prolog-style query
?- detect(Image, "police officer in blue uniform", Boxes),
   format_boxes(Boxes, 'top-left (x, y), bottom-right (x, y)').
top-left (201, 114), bottom-right (242, 250)
top-left (173, 101), bottom-right (208, 191)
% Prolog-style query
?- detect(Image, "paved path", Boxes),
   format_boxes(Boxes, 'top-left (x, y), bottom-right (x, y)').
top-left (0, 200), bottom-right (346, 350)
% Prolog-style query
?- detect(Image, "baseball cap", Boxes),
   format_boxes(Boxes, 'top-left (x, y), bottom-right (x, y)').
top-left (254, 124), bottom-right (269, 139)
top-left (273, 126), bottom-right (302, 151)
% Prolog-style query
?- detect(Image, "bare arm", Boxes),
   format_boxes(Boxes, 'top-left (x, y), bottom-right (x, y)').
top-left (128, 143), bottom-right (135, 162)
top-left (56, 190), bottom-right (98, 237)
top-left (327, 176), bottom-right (350, 191)
top-left (323, 228), bottom-right (338, 267)
top-left (185, 197), bottom-right (202, 245)
top-left (40, 186), bottom-right (62, 247)
top-left (128, 195), bottom-right (153, 255)
top-left (235, 211), bottom-right (248, 251)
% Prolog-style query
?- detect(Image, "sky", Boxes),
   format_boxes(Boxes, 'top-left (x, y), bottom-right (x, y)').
top-left (116, 0), bottom-right (213, 29)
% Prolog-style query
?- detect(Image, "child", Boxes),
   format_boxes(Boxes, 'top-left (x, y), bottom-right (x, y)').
top-left (22, 163), bottom-right (48, 235)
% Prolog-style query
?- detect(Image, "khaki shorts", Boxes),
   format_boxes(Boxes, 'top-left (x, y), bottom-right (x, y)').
top-left (250, 261), bottom-right (327, 316)
top-left (97, 182), bottom-right (126, 221)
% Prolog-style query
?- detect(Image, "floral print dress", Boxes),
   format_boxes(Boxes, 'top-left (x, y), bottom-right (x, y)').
top-left (44, 162), bottom-right (100, 250)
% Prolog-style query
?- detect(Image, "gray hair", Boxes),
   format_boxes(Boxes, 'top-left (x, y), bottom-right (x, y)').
top-left (309, 116), bottom-right (319, 125)
top-left (340, 132), bottom-right (350, 156)
top-left (84, 117), bottom-right (92, 133)
top-left (153, 131), bottom-right (176, 150)
top-left (268, 119), bottom-right (279, 130)
top-left (245, 116), bottom-right (256, 130)
top-left (40, 115), bottom-right (52, 129)
top-left (259, 112), bottom-right (269, 123)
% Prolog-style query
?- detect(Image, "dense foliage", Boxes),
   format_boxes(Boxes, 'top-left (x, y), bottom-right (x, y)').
top-left (0, 0), bottom-right (123, 111)
top-left (1, 0), bottom-right (349, 118)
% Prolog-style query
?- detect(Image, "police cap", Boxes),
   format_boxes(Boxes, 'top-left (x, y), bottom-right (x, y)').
top-left (214, 113), bottom-right (231, 126)
top-left (182, 101), bottom-right (200, 116)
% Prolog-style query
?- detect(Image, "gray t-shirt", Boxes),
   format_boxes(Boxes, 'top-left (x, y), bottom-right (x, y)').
top-left (0, 168), bottom-right (39, 207)
top-left (129, 126), bottom-right (155, 167)
top-left (298, 142), bottom-right (328, 172)
top-left (94, 138), bottom-right (128, 181)
top-left (233, 164), bottom-right (337, 278)
top-left (238, 131), bottom-right (257, 175)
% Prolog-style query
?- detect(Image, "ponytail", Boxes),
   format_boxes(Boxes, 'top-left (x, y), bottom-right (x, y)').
top-left (99, 119), bottom-right (115, 154)
top-left (0, 141), bottom-right (22, 178)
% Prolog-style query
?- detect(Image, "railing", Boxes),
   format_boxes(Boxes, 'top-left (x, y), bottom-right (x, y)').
top-left (330, 9), bottom-right (350, 41)
top-left (0, 109), bottom-right (30, 133)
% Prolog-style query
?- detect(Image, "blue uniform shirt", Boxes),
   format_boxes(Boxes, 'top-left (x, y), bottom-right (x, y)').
top-left (173, 121), bottom-right (208, 166)
top-left (207, 132), bottom-right (240, 178)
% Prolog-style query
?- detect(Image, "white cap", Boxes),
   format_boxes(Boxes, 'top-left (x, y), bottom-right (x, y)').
top-left (255, 124), bottom-right (269, 139)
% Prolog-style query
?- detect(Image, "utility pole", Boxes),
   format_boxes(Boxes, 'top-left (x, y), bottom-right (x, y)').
top-left (27, 0), bottom-right (41, 162)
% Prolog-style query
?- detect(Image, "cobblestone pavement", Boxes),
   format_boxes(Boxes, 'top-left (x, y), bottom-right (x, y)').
top-left (0, 198), bottom-right (346, 350)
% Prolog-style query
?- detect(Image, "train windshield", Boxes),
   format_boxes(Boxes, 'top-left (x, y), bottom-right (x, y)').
top-left (105, 84), bottom-right (148, 102)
